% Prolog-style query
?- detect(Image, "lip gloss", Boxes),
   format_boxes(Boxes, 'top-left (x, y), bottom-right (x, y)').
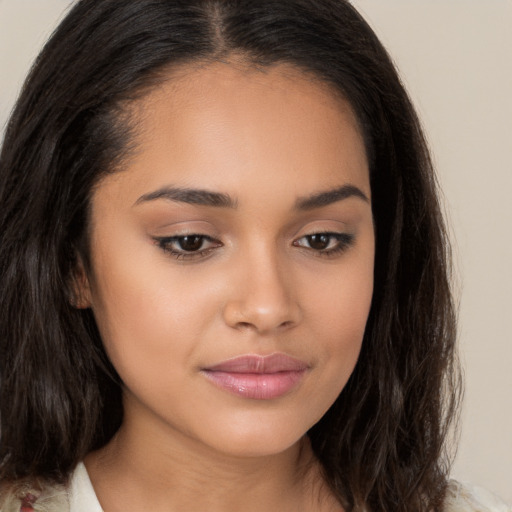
top-left (201, 353), bottom-right (309, 400)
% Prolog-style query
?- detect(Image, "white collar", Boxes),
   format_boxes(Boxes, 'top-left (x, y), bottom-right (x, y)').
top-left (69, 462), bottom-right (103, 512)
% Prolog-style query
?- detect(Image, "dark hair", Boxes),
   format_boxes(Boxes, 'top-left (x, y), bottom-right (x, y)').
top-left (0, 1), bottom-right (461, 510)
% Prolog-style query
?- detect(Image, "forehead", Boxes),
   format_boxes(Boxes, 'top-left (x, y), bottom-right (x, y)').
top-left (96, 60), bottom-right (370, 205)
top-left (139, 59), bottom-right (354, 118)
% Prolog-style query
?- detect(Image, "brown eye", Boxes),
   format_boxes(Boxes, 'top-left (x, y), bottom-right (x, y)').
top-left (306, 234), bottom-right (331, 250)
top-left (293, 232), bottom-right (355, 256)
top-left (154, 234), bottom-right (222, 261)
top-left (178, 235), bottom-right (204, 252)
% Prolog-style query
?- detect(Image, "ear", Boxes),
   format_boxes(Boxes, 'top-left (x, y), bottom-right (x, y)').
top-left (70, 257), bottom-right (93, 309)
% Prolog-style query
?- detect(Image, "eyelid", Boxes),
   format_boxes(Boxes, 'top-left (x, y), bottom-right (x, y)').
top-left (148, 219), bottom-right (220, 236)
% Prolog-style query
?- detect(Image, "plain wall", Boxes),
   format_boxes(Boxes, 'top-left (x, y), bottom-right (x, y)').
top-left (1, 0), bottom-right (511, 502)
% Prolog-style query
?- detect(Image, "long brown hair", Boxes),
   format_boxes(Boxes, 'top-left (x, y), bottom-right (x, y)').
top-left (0, 1), bottom-right (461, 510)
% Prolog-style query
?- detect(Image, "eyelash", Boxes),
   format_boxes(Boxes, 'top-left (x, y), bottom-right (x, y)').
top-left (153, 235), bottom-right (221, 261)
top-left (292, 232), bottom-right (355, 257)
top-left (153, 232), bottom-right (355, 261)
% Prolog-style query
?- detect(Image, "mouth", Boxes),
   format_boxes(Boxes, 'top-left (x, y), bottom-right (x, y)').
top-left (201, 353), bottom-right (309, 400)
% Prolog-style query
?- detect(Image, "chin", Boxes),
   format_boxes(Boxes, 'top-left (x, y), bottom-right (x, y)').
top-left (212, 434), bottom-right (302, 459)
top-left (193, 413), bottom-right (313, 459)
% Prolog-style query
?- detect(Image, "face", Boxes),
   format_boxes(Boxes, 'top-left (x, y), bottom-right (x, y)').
top-left (82, 62), bottom-right (374, 458)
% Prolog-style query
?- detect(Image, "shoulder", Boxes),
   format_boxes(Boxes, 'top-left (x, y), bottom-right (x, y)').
top-left (0, 480), bottom-right (69, 512)
top-left (444, 480), bottom-right (511, 512)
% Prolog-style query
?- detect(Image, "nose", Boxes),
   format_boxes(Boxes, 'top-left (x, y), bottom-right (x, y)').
top-left (222, 248), bottom-right (302, 335)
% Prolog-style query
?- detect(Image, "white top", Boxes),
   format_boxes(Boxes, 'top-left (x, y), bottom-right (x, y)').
top-left (69, 463), bottom-right (103, 512)
top-left (444, 480), bottom-right (511, 512)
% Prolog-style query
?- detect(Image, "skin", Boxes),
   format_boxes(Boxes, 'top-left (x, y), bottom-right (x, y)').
top-left (81, 61), bottom-right (375, 512)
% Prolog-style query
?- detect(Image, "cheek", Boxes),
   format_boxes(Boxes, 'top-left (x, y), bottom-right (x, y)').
top-left (87, 237), bottom-right (220, 380)
top-left (310, 240), bottom-right (374, 336)
top-left (305, 249), bottom-right (374, 393)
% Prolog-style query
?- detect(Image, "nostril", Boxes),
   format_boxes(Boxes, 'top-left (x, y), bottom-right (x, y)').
top-left (235, 321), bottom-right (294, 332)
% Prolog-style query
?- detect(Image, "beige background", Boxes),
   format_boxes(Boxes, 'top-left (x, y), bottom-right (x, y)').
top-left (1, 0), bottom-right (511, 502)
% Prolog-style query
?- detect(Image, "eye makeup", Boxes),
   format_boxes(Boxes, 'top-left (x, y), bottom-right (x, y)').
top-left (152, 230), bottom-right (355, 262)
top-left (293, 232), bottom-right (355, 258)
top-left (153, 234), bottom-right (222, 261)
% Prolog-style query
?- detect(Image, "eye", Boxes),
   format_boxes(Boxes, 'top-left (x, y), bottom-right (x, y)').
top-left (153, 234), bottom-right (222, 261)
top-left (293, 232), bottom-right (354, 257)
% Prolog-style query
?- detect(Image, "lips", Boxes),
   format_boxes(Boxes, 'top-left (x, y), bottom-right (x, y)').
top-left (201, 353), bottom-right (309, 400)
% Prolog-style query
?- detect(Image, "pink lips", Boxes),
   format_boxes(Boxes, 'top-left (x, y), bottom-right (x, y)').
top-left (201, 353), bottom-right (309, 400)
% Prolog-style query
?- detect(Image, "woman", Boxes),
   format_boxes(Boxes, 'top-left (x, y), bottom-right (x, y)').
top-left (0, 1), bottom-right (508, 511)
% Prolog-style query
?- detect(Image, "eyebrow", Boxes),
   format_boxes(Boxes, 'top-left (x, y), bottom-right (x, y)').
top-left (134, 184), bottom-right (368, 210)
top-left (134, 186), bottom-right (237, 208)
top-left (295, 184), bottom-right (369, 210)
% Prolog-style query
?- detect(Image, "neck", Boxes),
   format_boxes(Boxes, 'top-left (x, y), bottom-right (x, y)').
top-left (85, 407), bottom-right (340, 512)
